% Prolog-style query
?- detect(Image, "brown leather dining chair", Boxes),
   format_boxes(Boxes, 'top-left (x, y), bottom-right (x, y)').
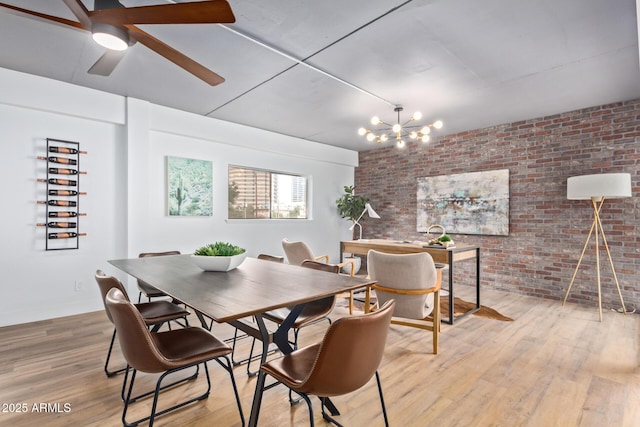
top-left (105, 288), bottom-right (245, 427)
top-left (262, 259), bottom-right (339, 348)
top-left (281, 238), bottom-right (357, 313)
top-left (230, 253), bottom-right (285, 370)
top-left (241, 259), bottom-right (342, 377)
top-left (94, 270), bottom-right (190, 377)
top-left (254, 299), bottom-right (396, 426)
top-left (136, 251), bottom-right (181, 302)
top-left (256, 253), bottom-right (285, 263)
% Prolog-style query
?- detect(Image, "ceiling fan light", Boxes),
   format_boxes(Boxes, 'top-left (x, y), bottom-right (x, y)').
top-left (92, 22), bottom-right (129, 51)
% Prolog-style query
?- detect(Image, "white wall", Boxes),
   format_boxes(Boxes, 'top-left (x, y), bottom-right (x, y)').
top-left (0, 69), bottom-right (127, 326)
top-left (0, 68), bottom-right (358, 327)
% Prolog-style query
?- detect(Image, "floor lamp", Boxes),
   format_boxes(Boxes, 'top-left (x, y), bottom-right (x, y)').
top-left (563, 173), bottom-right (631, 321)
top-left (349, 202), bottom-right (380, 240)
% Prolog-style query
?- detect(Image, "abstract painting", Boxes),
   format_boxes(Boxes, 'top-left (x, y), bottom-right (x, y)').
top-left (167, 156), bottom-right (212, 216)
top-left (417, 169), bottom-right (509, 235)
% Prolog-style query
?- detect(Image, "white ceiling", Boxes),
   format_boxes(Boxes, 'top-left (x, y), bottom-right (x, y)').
top-left (0, 0), bottom-right (638, 151)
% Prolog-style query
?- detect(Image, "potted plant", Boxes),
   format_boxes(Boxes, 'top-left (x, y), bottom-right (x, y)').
top-left (191, 241), bottom-right (247, 271)
top-left (336, 185), bottom-right (369, 225)
top-left (336, 185), bottom-right (369, 274)
top-left (426, 225), bottom-right (455, 248)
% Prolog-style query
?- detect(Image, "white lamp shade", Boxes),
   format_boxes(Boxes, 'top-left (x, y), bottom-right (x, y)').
top-left (567, 173), bottom-right (632, 200)
top-left (365, 202), bottom-right (380, 219)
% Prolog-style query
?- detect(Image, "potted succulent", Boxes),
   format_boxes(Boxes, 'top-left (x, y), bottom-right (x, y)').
top-left (191, 241), bottom-right (247, 271)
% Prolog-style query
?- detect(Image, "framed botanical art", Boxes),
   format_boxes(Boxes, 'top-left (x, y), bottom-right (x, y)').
top-left (167, 156), bottom-right (212, 216)
top-left (417, 169), bottom-right (509, 236)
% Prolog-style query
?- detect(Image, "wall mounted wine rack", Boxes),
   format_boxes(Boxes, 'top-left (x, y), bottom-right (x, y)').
top-left (37, 138), bottom-right (86, 250)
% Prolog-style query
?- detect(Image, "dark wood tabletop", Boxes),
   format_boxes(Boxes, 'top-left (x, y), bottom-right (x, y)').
top-left (109, 254), bottom-right (375, 323)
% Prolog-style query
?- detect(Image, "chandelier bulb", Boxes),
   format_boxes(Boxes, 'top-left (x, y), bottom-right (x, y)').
top-left (409, 131), bottom-right (418, 139)
top-left (433, 120), bottom-right (443, 129)
top-left (370, 116), bottom-right (380, 125)
top-left (422, 135), bottom-right (431, 143)
top-left (358, 127), bottom-right (367, 136)
top-left (412, 111), bottom-right (422, 121)
top-left (392, 123), bottom-right (401, 133)
top-left (380, 134), bottom-right (388, 142)
top-left (421, 126), bottom-right (431, 135)
top-left (397, 139), bottom-right (405, 148)
top-left (366, 133), bottom-right (376, 142)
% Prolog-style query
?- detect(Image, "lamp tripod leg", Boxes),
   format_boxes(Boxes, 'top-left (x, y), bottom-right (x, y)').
top-left (594, 205), bottom-right (627, 315)
top-left (564, 213), bottom-right (598, 306)
top-left (594, 203), bottom-right (602, 322)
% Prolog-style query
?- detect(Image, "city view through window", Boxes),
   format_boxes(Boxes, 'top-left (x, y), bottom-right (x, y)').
top-left (228, 166), bottom-right (307, 219)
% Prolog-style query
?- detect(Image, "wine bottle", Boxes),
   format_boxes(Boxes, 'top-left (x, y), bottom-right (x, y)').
top-left (48, 232), bottom-right (86, 239)
top-left (37, 178), bottom-right (77, 186)
top-left (37, 200), bottom-right (77, 207)
top-left (48, 211), bottom-right (86, 218)
top-left (48, 168), bottom-right (86, 175)
top-left (48, 189), bottom-right (86, 196)
top-left (37, 156), bottom-right (77, 165)
top-left (49, 146), bottom-right (87, 155)
top-left (37, 222), bottom-right (77, 229)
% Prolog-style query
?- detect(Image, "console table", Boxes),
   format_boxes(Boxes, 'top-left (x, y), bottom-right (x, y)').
top-left (340, 239), bottom-right (480, 324)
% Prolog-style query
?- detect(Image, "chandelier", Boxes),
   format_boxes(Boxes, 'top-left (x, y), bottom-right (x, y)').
top-left (358, 106), bottom-right (443, 148)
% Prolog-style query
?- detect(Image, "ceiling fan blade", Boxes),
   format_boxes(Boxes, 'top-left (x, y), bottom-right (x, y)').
top-left (61, 0), bottom-right (92, 29)
top-left (88, 50), bottom-right (127, 76)
top-left (90, 0), bottom-right (235, 26)
top-left (0, 2), bottom-right (84, 30)
top-left (127, 25), bottom-right (225, 86)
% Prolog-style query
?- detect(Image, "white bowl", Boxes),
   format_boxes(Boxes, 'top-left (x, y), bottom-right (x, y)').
top-left (190, 252), bottom-right (247, 272)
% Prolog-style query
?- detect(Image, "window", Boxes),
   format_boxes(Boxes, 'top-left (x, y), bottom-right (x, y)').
top-left (228, 166), bottom-right (308, 219)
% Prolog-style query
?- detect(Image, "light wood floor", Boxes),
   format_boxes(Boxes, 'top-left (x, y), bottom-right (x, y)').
top-left (1, 287), bottom-right (639, 427)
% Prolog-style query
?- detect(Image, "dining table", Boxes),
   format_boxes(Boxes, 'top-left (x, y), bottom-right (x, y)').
top-left (108, 253), bottom-right (376, 426)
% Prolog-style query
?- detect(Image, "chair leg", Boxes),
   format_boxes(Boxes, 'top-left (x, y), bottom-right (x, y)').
top-left (104, 328), bottom-right (127, 377)
top-left (375, 371), bottom-right (390, 427)
top-left (122, 363), bottom-right (211, 427)
top-left (215, 356), bottom-right (246, 426)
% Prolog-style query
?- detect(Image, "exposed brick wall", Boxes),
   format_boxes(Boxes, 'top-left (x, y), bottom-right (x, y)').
top-left (356, 99), bottom-right (640, 311)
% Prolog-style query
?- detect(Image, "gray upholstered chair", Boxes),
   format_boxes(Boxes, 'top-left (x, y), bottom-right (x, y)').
top-left (367, 250), bottom-right (442, 354)
top-left (281, 238), bottom-right (329, 265)
top-left (255, 300), bottom-right (396, 426)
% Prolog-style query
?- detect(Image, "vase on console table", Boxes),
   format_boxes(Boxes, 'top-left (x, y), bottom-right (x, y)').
top-left (341, 255), bottom-right (361, 275)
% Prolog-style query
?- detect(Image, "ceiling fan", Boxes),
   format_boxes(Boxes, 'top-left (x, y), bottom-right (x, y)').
top-left (0, 0), bottom-right (235, 85)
